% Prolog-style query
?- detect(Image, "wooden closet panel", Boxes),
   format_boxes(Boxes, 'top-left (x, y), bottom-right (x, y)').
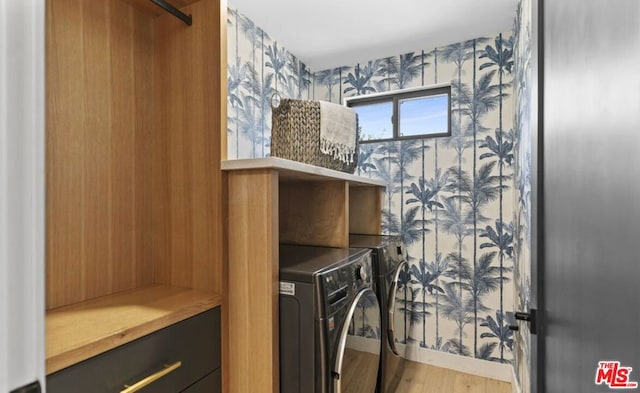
top-left (219, 0), bottom-right (228, 161)
top-left (279, 181), bottom-right (350, 248)
top-left (348, 186), bottom-right (383, 235)
top-left (46, 0), bottom-right (154, 309)
top-left (80, 0), bottom-right (113, 301)
top-left (132, 5), bottom-right (156, 289)
top-left (227, 170), bottom-right (279, 393)
top-left (110, 1), bottom-right (155, 291)
top-left (152, 0), bottom-right (223, 294)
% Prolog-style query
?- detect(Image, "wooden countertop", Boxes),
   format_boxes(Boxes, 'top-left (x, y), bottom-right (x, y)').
top-left (221, 157), bottom-right (386, 187)
top-left (46, 284), bottom-right (222, 374)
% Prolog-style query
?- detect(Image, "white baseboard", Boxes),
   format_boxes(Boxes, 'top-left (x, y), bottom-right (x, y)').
top-left (346, 335), bottom-right (380, 355)
top-left (396, 344), bottom-right (513, 382)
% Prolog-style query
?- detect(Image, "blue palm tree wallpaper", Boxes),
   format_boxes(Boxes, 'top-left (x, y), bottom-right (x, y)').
top-left (227, 6), bottom-right (312, 159)
top-left (312, 35), bottom-right (517, 365)
top-left (227, 2), bottom-right (525, 370)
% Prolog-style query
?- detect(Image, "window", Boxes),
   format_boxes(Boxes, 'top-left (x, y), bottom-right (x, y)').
top-left (345, 85), bottom-right (451, 143)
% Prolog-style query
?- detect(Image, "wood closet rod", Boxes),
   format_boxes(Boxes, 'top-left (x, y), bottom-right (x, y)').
top-left (150, 0), bottom-right (192, 25)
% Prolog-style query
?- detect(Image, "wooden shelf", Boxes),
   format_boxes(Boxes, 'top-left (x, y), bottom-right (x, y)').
top-left (46, 285), bottom-right (222, 375)
top-left (224, 158), bottom-right (384, 393)
top-left (222, 157), bottom-right (386, 187)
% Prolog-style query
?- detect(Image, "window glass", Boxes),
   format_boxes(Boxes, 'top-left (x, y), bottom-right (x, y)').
top-left (399, 94), bottom-right (448, 138)
top-left (346, 86), bottom-right (451, 142)
top-left (352, 101), bottom-right (393, 141)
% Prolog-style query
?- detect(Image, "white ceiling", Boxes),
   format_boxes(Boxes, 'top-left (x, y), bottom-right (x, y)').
top-left (230, 0), bottom-right (519, 71)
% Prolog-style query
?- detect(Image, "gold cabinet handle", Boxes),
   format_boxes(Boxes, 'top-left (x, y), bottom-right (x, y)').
top-left (120, 361), bottom-right (182, 393)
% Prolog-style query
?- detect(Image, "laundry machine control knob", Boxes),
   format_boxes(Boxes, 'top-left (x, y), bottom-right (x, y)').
top-left (355, 265), bottom-right (367, 282)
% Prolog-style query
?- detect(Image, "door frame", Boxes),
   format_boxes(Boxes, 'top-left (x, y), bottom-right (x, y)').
top-left (529, 0), bottom-right (545, 391)
top-left (0, 0), bottom-right (46, 391)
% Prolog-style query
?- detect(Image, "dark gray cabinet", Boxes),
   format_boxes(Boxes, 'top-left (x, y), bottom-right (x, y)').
top-left (47, 308), bottom-right (221, 393)
top-left (182, 370), bottom-right (221, 393)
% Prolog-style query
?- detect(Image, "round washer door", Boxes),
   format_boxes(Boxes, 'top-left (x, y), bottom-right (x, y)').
top-left (332, 288), bottom-right (381, 393)
top-left (387, 261), bottom-right (409, 355)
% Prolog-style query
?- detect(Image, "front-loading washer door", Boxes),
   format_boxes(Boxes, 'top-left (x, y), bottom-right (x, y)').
top-left (387, 261), bottom-right (409, 355)
top-left (332, 288), bottom-right (381, 393)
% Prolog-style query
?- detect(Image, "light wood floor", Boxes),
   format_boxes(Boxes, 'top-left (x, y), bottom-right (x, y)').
top-left (396, 360), bottom-right (512, 393)
top-left (342, 348), bottom-right (379, 393)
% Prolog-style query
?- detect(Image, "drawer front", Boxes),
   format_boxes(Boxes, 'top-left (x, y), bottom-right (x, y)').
top-left (47, 307), bottom-right (220, 393)
top-left (181, 369), bottom-right (221, 393)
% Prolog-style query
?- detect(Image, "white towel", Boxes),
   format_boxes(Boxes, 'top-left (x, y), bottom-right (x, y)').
top-left (319, 101), bottom-right (357, 164)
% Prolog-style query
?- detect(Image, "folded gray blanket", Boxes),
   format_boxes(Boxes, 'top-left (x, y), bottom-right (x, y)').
top-left (319, 101), bottom-right (357, 164)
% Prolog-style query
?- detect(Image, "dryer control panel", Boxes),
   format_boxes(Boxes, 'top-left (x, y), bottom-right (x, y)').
top-left (317, 250), bottom-right (373, 318)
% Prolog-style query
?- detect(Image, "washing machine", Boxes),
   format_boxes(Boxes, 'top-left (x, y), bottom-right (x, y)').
top-left (279, 245), bottom-right (381, 393)
top-left (349, 235), bottom-right (408, 393)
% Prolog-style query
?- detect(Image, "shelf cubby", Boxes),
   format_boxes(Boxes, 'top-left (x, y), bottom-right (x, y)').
top-left (222, 157), bottom-right (384, 393)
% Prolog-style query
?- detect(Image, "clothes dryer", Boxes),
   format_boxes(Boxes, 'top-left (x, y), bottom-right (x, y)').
top-left (349, 235), bottom-right (408, 393)
top-left (279, 245), bottom-right (381, 393)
